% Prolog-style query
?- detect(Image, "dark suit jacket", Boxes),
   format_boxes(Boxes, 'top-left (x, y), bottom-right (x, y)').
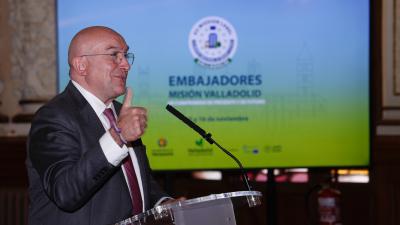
top-left (26, 82), bottom-right (167, 225)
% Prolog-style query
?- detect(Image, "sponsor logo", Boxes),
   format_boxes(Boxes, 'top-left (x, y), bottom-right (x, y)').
top-left (187, 138), bottom-right (213, 156)
top-left (243, 145), bottom-right (260, 154)
top-left (195, 138), bottom-right (204, 147)
top-left (157, 138), bottom-right (168, 147)
top-left (151, 138), bottom-right (173, 156)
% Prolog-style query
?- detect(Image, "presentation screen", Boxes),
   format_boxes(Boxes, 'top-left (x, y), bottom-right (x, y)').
top-left (57, 0), bottom-right (370, 170)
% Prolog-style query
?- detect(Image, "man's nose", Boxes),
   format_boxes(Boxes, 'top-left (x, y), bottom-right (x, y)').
top-left (120, 57), bottom-right (131, 71)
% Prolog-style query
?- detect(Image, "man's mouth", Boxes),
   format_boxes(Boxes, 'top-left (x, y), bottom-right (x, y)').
top-left (113, 74), bottom-right (127, 82)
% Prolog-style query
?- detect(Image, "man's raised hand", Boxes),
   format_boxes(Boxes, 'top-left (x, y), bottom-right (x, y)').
top-left (117, 88), bottom-right (148, 142)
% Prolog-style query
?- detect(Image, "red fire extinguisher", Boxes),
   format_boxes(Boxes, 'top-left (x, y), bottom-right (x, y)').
top-left (317, 184), bottom-right (342, 225)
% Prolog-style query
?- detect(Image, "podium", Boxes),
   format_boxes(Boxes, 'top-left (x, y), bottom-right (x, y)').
top-left (114, 191), bottom-right (262, 225)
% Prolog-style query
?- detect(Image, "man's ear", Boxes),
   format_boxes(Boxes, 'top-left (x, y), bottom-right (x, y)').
top-left (72, 57), bottom-right (88, 76)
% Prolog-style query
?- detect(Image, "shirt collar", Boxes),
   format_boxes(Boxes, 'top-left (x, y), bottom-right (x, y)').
top-left (71, 80), bottom-right (115, 117)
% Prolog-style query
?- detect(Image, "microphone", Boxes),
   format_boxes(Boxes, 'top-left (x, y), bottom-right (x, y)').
top-left (166, 104), bottom-right (252, 191)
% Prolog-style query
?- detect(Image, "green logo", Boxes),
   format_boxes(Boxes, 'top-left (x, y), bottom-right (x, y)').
top-left (195, 138), bottom-right (204, 147)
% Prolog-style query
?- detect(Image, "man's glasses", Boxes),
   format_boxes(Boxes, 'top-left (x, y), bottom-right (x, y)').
top-left (79, 52), bottom-right (135, 65)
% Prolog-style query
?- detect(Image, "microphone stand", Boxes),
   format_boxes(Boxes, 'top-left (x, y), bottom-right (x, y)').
top-left (209, 138), bottom-right (252, 192)
top-left (166, 104), bottom-right (252, 192)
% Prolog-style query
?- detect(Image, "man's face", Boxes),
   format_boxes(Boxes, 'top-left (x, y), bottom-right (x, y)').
top-left (84, 32), bottom-right (131, 104)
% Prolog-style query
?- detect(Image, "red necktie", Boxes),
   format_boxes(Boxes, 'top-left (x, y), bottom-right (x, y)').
top-left (103, 108), bottom-right (143, 215)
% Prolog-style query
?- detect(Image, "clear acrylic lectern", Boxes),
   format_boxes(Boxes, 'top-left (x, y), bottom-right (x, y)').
top-left (113, 191), bottom-right (262, 225)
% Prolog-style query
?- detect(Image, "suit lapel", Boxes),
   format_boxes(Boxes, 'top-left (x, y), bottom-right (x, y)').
top-left (65, 82), bottom-right (105, 139)
top-left (64, 82), bottom-right (134, 213)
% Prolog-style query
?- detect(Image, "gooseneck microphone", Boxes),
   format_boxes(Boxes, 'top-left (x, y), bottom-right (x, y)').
top-left (166, 104), bottom-right (252, 192)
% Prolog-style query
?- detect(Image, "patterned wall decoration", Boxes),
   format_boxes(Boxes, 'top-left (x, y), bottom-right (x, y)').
top-left (0, 0), bottom-right (56, 136)
top-left (379, 0), bottom-right (400, 135)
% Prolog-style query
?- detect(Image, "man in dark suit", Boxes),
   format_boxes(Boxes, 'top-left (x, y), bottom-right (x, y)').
top-left (26, 26), bottom-right (171, 225)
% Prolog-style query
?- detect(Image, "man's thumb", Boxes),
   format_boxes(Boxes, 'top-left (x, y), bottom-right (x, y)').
top-left (122, 88), bottom-right (133, 108)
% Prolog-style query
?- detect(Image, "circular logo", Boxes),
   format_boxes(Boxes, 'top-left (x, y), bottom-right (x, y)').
top-left (157, 138), bottom-right (167, 147)
top-left (188, 16), bottom-right (238, 68)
